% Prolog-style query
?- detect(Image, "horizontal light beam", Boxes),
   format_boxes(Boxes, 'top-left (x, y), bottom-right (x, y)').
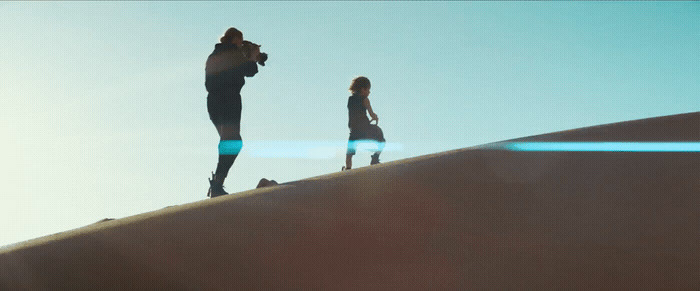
top-left (489, 142), bottom-right (700, 152)
top-left (219, 140), bottom-right (404, 158)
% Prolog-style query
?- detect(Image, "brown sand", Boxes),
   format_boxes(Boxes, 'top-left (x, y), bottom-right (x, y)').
top-left (1, 112), bottom-right (698, 289)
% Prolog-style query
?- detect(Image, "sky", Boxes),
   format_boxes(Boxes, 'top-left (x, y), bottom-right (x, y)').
top-left (1, 1), bottom-right (698, 247)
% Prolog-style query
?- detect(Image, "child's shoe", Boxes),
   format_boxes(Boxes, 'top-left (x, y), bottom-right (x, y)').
top-left (370, 154), bottom-right (381, 165)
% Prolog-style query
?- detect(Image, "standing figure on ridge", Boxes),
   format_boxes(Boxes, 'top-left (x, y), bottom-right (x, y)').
top-left (205, 27), bottom-right (261, 198)
top-left (344, 76), bottom-right (386, 170)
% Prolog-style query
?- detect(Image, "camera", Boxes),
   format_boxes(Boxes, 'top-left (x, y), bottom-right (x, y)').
top-left (241, 40), bottom-right (268, 66)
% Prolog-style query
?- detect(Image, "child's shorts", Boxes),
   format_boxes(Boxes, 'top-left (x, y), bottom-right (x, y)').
top-left (347, 124), bottom-right (385, 155)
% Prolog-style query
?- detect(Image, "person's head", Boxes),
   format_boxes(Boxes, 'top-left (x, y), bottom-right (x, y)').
top-left (220, 27), bottom-right (243, 46)
top-left (349, 76), bottom-right (371, 97)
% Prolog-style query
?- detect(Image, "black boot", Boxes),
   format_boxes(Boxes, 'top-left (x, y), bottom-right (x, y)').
top-left (370, 153), bottom-right (381, 165)
top-left (207, 172), bottom-right (228, 198)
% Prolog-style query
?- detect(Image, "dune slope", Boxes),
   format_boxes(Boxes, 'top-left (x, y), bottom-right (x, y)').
top-left (1, 112), bottom-right (698, 289)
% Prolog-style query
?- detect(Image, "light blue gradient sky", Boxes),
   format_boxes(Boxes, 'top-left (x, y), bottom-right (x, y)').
top-left (1, 2), bottom-right (698, 247)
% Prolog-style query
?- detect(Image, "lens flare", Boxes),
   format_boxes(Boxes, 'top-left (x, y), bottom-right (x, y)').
top-left (218, 140), bottom-right (243, 155)
top-left (219, 140), bottom-right (403, 159)
top-left (486, 142), bottom-right (700, 152)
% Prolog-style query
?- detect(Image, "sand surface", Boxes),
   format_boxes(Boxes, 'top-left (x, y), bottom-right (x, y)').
top-left (1, 112), bottom-right (698, 289)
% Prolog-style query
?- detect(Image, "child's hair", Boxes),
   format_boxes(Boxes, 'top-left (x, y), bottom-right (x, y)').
top-left (349, 76), bottom-right (371, 92)
top-left (220, 27), bottom-right (243, 44)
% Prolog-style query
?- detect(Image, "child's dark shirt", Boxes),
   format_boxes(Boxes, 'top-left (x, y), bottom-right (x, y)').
top-left (347, 93), bottom-right (370, 131)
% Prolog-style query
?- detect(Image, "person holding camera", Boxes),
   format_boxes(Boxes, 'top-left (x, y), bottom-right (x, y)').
top-left (205, 27), bottom-right (261, 198)
top-left (343, 76), bottom-right (385, 170)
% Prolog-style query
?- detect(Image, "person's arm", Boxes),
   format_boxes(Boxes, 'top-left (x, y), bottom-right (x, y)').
top-left (362, 97), bottom-right (379, 122)
top-left (240, 61), bottom-right (258, 77)
top-left (230, 45), bottom-right (259, 77)
top-left (241, 45), bottom-right (260, 77)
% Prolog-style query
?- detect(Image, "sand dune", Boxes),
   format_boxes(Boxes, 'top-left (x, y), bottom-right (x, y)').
top-left (1, 112), bottom-right (698, 289)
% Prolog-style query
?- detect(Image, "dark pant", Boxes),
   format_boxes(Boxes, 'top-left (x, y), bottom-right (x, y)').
top-left (347, 124), bottom-right (385, 155)
top-left (207, 91), bottom-right (242, 126)
top-left (208, 92), bottom-right (243, 180)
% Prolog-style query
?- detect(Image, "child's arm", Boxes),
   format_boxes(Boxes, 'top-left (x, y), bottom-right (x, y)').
top-left (362, 98), bottom-right (379, 122)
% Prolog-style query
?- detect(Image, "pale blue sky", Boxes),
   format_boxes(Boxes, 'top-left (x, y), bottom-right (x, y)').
top-left (1, 1), bottom-right (698, 247)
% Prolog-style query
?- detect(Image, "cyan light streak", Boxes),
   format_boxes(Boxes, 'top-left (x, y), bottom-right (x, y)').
top-left (222, 141), bottom-right (699, 157)
top-left (219, 140), bottom-right (403, 159)
top-left (218, 140), bottom-right (243, 155)
top-left (493, 142), bottom-right (700, 152)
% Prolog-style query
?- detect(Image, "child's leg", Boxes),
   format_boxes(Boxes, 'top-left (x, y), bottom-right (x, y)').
top-left (368, 125), bottom-right (385, 164)
top-left (346, 138), bottom-right (357, 169)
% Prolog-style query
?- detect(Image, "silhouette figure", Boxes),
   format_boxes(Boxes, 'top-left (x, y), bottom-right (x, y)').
top-left (344, 76), bottom-right (385, 170)
top-left (205, 27), bottom-right (260, 198)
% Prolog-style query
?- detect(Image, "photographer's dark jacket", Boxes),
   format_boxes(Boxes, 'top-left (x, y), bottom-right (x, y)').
top-left (205, 43), bottom-right (258, 93)
top-left (205, 43), bottom-right (258, 125)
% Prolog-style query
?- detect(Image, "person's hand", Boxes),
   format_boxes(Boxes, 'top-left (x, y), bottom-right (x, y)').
top-left (248, 45), bottom-right (260, 61)
top-left (370, 113), bottom-right (379, 124)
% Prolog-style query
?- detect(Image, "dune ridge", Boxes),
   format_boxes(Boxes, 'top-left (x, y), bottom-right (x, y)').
top-left (1, 112), bottom-right (698, 289)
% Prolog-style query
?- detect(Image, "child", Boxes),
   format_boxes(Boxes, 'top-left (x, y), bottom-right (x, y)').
top-left (344, 76), bottom-right (386, 170)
